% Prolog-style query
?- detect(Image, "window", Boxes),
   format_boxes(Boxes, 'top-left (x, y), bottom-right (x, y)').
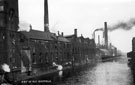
top-left (0, 13), bottom-right (5, 27)
top-left (32, 53), bottom-right (36, 64)
top-left (0, 5), bottom-right (4, 11)
top-left (39, 52), bottom-right (42, 63)
top-left (0, 0), bottom-right (4, 11)
top-left (0, 32), bottom-right (5, 41)
top-left (0, 32), bottom-right (2, 41)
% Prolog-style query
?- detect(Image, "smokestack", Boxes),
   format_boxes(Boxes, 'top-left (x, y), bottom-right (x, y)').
top-left (93, 31), bottom-right (95, 41)
top-left (115, 48), bottom-right (117, 56)
top-left (74, 29), bottom-right (77, 37)
top-left (132, 38), bottom-right (135, 51)
top-left (104, 22), bottom-right (108, 49)
top-left (44, 0), bottom-right (49, 32)
top-left (58, 31), bottom-right (60, 36)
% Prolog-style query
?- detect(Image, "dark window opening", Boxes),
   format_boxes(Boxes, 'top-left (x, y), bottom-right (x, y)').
top-left (32, 53), bottom-right (36, 64)
top-left (20, 36), bottom-right (24, 42)
top-left (0, 0), bottom-right (4, 12)
top-left (39, 52), bottom-right (42, 63)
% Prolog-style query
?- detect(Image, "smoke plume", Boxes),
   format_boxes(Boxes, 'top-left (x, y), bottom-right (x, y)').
top-left (108, 18), bottom-right (135, 31)
top-left (95, 28), bottom-right (104, 32)
top-left (18, 21), bottom-right (31, 32)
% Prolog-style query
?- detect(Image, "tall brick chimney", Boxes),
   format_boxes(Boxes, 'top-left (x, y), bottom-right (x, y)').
top-left (44, 0), bottom-right (49, 32)
top-left (104, 22), bottom-right (108, 49)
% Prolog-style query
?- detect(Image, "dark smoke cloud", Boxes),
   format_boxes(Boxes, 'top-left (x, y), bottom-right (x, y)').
top-left (108, 18), bottom-right (135, 31)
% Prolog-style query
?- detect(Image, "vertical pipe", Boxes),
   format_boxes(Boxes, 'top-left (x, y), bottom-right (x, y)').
top-left (93, 31), bottom-right (95, 42)
top-left (98, 35), bottom-right (100, 46)
top-left (44, 0), bottom-right (49, 32)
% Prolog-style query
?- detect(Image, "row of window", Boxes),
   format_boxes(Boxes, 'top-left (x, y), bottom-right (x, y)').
top-left (31, 51), bottom-right (71, 64)
top-left (31, 39), bottom-right (71, 50)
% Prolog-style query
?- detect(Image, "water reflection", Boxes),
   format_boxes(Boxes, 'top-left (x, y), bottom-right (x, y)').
top-left (93, 62), bottom-right (132, 85)
top-left (58, 60), bottom-right (132, 85)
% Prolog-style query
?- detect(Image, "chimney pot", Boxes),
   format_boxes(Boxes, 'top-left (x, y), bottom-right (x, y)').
top-left (61, 32), bottom-right (63, 36)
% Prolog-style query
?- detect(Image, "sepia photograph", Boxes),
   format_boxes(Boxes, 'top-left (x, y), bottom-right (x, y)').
top-left (0, 0), bottom-right (134, 85)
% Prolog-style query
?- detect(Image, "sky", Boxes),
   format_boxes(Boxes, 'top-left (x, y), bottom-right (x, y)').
top-left (19, 0), bottom-right (135, 52)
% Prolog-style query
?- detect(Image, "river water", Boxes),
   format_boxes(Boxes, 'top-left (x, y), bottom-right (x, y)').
top-left (17, 56), bottom-right (133, 85)
top-left (57, 56), bottom-right (133, 85)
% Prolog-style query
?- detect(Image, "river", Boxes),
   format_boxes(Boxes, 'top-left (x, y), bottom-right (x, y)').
top-left (57, 56), bottom-right (133, 85)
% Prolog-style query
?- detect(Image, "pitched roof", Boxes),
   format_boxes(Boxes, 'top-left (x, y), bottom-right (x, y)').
top-left (100, 49), bottom-right (111, 55)
top-left (57, 36), bottom-right (70, 43)
top-left (64, 34), bottom-right (75, 38)
top-left (20, 29), bottom-right (57, 41)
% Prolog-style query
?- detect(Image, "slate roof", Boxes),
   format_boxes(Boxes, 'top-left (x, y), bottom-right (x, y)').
top-left (100, 49), bottom-right (111, 55)
top-left (64, 34), bottom-right (75, 38)
top-left (20, 29), bottom-right (57, 41)
top-left (57, 36), bottom-right (70, 43)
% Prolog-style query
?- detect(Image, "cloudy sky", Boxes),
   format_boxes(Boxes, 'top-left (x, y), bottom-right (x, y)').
top-left (19, 0), bottom-right (135, 52)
